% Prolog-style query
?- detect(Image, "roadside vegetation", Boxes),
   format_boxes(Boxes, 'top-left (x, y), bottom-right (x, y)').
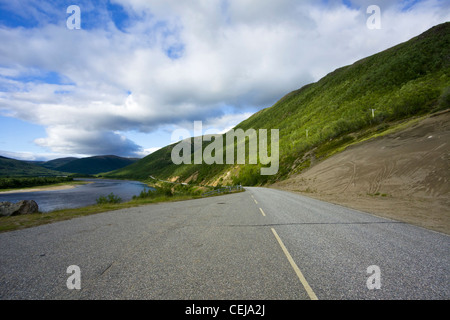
top-left (96, 192), bottom-right (122, 204)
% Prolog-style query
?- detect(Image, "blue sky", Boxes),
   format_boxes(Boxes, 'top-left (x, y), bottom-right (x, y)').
top-left (0, 0), bottom-right (449, 161)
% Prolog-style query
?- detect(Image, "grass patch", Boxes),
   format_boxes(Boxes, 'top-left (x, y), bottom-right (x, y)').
top-left (367, 192), bottom-right (390, 197)
top-left (314, 114), bottom-right (430, 161)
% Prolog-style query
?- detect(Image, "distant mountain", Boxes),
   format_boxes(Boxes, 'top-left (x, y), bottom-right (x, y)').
top-left (0, 156), bottom-right (66, 177)
top-left (40, 157), bottom-right (79, 170)
top-left (54, 155), bottom-right (139, 175)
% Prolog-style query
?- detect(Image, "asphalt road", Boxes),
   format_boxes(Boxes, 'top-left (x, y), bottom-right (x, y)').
top-left (0, 187), bottom-right (448, 300)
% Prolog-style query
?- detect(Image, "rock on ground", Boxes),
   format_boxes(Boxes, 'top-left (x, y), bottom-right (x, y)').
top-left (0, 200), bottom-right (39, 217)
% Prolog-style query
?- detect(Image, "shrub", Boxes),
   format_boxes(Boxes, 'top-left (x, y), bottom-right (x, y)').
top-left (157, 183), bottom-right (174, 197)
top-left (437, 87), bottom-right (450, 110)
top-left (132, 184), bottom-right (174, 200)
top-left (132, 188), bottom-right (155, 200)
top-left (96, 193), bottom-right (122, 204)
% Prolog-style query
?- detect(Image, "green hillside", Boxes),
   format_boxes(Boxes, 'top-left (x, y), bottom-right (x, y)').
top-left (56, 155), bottom-right (139, 175)
top-left (106, 22), bottom-right (450, 186)
top-left (0, 156), bottom-right (66, 177)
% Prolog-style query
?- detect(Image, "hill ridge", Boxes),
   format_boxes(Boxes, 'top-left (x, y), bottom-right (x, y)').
top-left (106, 22), bottom-right (450, 186)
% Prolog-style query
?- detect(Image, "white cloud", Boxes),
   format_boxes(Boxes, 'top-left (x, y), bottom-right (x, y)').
top-left (0, 0), bottom-right (449, 157)
top-left (133, 147), bottom-right (162, 158)
top-left (34, 125), bottom-right (142, 157)
top-left (0, 150), bottom-right (86, 162)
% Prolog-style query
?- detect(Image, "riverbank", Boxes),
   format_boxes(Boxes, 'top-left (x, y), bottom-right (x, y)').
top-left (0, 182), bottom-right (241, 233)
top-left (0, 192), bottom-right (226, 233)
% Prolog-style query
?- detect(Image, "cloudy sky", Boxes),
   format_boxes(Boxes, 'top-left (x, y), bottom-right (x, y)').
top-left (0, 0), bottom-right (449, 161)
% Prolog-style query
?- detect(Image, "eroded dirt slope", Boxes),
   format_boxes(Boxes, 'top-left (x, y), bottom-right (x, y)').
top-left (272, 110), bottom-right (450, 234)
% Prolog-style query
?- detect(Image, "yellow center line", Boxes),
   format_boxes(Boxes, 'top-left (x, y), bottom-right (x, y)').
top-left (254, 199), bottom-right (258, 204)
top-left (271, 228), bottom-right (318, 300)
top-left (259, 208), bottom-right (266, 217)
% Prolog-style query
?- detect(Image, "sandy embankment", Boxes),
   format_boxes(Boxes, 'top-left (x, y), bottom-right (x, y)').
top-left (0, 182), bottom-right (90, 194)
top-left (272, 110), bottom-right (450, 235)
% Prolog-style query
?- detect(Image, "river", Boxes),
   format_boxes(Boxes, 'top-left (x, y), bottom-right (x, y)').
top-left (0, 179), bottom-right (152, 212)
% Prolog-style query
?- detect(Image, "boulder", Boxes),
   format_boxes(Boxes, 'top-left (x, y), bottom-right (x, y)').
top-left (0, 200), bottom-right (39, 217)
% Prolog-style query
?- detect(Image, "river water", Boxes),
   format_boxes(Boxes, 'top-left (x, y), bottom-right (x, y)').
top-left (0, 179), bottom-right (151, 212)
